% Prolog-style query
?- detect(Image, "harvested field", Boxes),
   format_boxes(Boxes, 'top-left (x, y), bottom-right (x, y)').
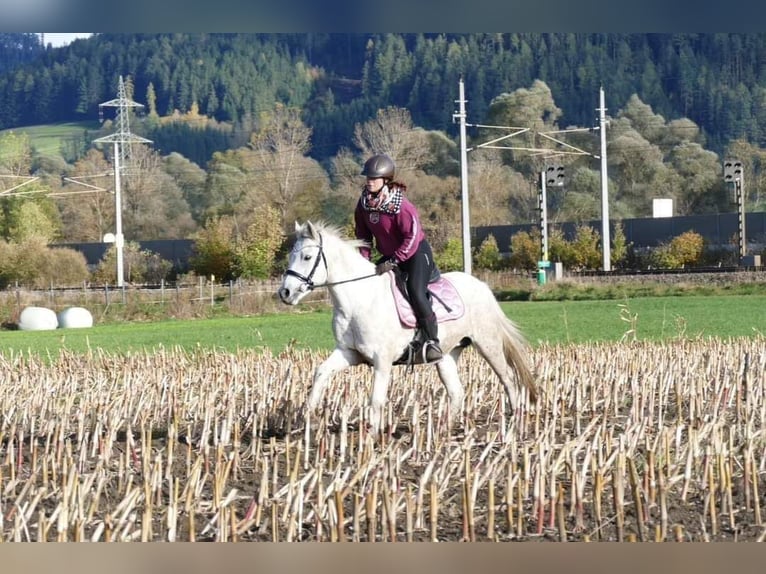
top-left (0, 336), bottom-right (765, 542)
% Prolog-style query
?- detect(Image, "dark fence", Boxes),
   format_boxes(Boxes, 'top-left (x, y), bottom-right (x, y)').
top-left (53, 212), bottom-right (766, 270)
top-left (474, 211), bottom-right (766, 252)
top-left (53, 239), bottom-right (195, 271)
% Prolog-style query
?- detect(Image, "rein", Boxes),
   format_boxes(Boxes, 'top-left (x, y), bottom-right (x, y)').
top-left (285, 232), bottom-right (378, 291)
top-left (318, 273), bottom-right (378, 288)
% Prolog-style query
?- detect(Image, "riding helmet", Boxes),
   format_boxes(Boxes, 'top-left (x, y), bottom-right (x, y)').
top-left (361, 154), bottom-right (395, 180)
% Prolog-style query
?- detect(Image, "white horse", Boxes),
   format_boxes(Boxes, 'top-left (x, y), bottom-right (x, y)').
top-left (277, 220), bottom-right (537, 434)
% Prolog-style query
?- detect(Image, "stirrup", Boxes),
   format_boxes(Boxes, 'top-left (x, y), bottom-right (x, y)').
top-left (423, 340), bottom-right (443, 363)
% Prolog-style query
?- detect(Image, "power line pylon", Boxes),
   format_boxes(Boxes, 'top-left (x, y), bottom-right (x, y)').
top-left (93, 75), bottom-right (152, 288)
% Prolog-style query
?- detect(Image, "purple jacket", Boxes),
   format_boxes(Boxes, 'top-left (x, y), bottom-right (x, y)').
top-left (355, 195), bottom-right (425, 263)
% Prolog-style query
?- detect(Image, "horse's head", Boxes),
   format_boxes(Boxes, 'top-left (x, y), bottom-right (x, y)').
top-left (278, 221), bottom-right (328, 305)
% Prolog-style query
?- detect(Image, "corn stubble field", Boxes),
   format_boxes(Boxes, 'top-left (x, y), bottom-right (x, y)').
top-left (0, 336), bottom-right (765, 543)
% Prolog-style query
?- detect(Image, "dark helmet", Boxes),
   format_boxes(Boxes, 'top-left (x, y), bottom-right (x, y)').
top-left (361, 154), bottom-right (395, 180)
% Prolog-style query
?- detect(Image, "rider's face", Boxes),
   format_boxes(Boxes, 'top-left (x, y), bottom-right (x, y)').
top-left (365, 177), bottom-right (385, 194)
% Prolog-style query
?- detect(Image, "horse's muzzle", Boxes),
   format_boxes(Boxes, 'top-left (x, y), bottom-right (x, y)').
top-left (277, 286), bottom-right (292, 304)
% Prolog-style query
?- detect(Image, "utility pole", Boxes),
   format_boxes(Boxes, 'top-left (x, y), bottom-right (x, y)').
top-left (598, 86), bottom-right (611, 272)
top-left (539, 171), bottom-right (548, 261)
top-left (94, 75), bottom-right (152, 288)
top-left (454, 78), bottom-right (472, 275)
top-left (723, 159), bottom-right (745, 258)
top-left (456, 80), bottom-right (594, 281)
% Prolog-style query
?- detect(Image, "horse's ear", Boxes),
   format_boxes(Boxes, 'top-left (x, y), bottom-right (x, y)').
top-left (306, 220), bottom-right (318, 240)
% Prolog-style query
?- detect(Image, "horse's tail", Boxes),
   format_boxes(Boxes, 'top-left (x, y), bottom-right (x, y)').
top-left (499, 310), bottom-right (538, 404)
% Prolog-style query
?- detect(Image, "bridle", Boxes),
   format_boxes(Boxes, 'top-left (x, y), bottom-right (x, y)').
top-left (284, 232), bottom-right (377, 292)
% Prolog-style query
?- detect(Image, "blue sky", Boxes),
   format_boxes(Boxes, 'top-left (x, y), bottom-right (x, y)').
top-left (41, 33), bottom-right (93, 47)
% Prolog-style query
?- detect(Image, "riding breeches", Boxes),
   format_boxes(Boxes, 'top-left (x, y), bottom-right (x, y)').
top-left (397, 240), bottom-right (437, 323)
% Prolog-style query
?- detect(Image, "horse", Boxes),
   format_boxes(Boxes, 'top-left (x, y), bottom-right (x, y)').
top-left (277, 220), bottom-right (538, 434)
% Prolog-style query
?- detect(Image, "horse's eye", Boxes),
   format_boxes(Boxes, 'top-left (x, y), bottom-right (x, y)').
top-left (303, 254), bottom-right (312, 261)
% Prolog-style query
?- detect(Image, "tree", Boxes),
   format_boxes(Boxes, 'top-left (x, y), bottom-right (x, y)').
top-left (487, 79), bottom-right (562, 133)
top-left (651, 230), bottom-right (705, 268)
top-left (203, 149), bottom-right (254, 224)
top-left (352, 106), bottom-right (430, 177)
top-left (0, 130), bottom-right (32, 175)
top-left (55, 148), bottom-right (115, 242)
top-left (618, 94), bottom-right (666, 144)
top-left (146, 82), bottom-right (158, 117)
top-left (163, 152), bottom-right (207, 223)
top-left (247, 103), bottom-right (324, 229)
top-left (508, 228), bottom-right (541, 271)
top-left (324, 148), bottom-right (363, 226)
top-left (234, 205), bottom-right (285, 279)
top-left (725, 139), bottom-right (766, 212)
top-left (468, 149), bottom-right (533, 225)
top-left (556, 168), bottom-right (602, 222)
top-left (569, 225), bottom-right (602, 270)
top-left (607, 118), bottom-right (664, 216)
top-left (92, 241), bottom-right (171, 285)
top-left (473, 234), bottom-right (504, 271)
top-left (119, 144), bottom-right (197, 240)
top-left (8, 201), bottom-right (58, 242)
top-left (189, 216), bottom-right (237, 281)
top-left (484, 79), bottom-right (563, 172)
top-left (610, 221), bottom-right (630, 269)
top-left (435, 237), bottom-right (463, 272)
top-left (667, 142), bottom-right (720, 214)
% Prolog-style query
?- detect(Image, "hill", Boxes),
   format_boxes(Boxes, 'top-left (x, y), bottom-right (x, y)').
top-left (1, 33), bottom-right (766, 162)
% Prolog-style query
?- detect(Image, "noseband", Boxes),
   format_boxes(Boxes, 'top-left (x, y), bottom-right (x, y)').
top-left (284, 233), bottom-right (328, 292)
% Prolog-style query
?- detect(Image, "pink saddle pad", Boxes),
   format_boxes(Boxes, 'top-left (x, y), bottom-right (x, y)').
top-left (390, 273), bottom-right (465, 328)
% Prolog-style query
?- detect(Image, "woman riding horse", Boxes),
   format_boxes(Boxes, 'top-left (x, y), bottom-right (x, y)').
top-left (355, 153), bottom-right (443, 363)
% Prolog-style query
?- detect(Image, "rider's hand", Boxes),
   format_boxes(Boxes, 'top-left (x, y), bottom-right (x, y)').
top-left (375, 259), bottom-right (396, 275)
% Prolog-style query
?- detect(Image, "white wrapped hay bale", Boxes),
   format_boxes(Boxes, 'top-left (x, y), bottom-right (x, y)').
top-left (57, 306), bottom-right (94, 329)
top-left (18, 306), bottom-right (59, 331)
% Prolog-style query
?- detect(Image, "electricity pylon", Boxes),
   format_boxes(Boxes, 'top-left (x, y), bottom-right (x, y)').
top-left (93, 75), bottom-right (152, 288)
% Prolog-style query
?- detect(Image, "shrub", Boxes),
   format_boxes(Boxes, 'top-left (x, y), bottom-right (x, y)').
top-left (0, 237), bottom-right (49, 287)
top-left (91, 242), bottom-right (173, 285)
top-left (548, 227), bottom-right (576, 267)
top-left (508, 228), bottom-right (541, 271)
top-left (0, 240), bottom-right (15, 288)
top-left (651, 230), bottom-right (705, 268)
top-left (570, 225), bottom-right (602, 270)
top-left (435, 237), bottom-right (464, 272)
top-left (611, 222), bottom-right (630, 269)
top-left (234, 206), bottom-right (285, 279)
top-left (0, 238), bottom-right (89, 288)
top-left (40, 247), bottom-right (90, 288)
top-left (473, 234), bottom-right (504, 271)
top-left (190, 216), bottom-right (237, 281)
top-left (670, 230), bottom-right (705, 266)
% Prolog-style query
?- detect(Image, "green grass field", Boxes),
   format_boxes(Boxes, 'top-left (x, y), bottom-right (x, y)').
top-left (1, 121), bottom-right (100, 159)
top-left (0, 294), bottom-right (763, 358)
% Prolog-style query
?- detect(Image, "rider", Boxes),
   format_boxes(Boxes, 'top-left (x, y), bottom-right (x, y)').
top-left (354, 153), bottom-right (443, 363)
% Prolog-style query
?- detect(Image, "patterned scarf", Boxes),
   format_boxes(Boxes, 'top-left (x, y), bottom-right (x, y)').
top-left (361, 184), bottom-right (404, 214)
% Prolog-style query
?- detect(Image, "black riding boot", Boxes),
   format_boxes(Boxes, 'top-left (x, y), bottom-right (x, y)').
top-left (421, 313), bottom-right (443, 362)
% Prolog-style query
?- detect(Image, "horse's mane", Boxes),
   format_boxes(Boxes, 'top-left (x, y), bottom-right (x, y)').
top-left (299, 220), bottom-right (369, 256)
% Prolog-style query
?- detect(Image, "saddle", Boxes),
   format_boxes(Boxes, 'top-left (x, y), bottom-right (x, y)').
top-left (388, 268), bottom-right (465, 328)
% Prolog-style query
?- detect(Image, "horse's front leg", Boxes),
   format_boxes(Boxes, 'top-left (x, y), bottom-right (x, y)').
top-left (369, 361), bottom-right (394, 435)
top-left (306, 347), bottom-right (361, 414)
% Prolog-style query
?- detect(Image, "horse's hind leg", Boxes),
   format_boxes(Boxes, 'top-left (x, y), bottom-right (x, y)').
top-left (307, 347), bottom-right (362, 413)
top-left (435, 349), bottom-right (466, 425)
top-left (471, 337), bottom-right (521, 412)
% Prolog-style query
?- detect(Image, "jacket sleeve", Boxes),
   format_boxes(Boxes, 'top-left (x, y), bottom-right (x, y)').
top-left (354, 202), bottom-right (373, 260)
top-left (392, 205), bottom-right (420, 263)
